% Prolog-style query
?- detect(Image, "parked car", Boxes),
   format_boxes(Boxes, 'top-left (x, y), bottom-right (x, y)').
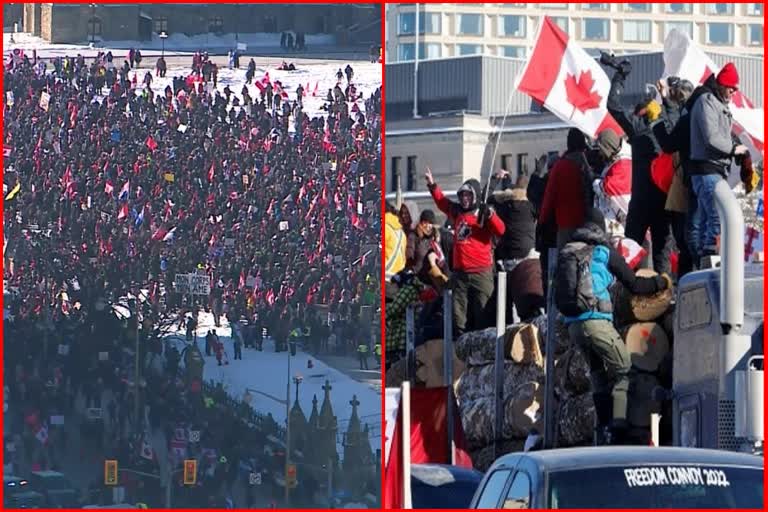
top-left (4, 475), bottom-right (45, 508)
top-left (28, 471), bottom-right (79, 508)
top-left (411, 464), bottom-right (484, 509)
top-left (470, 446), bottom-right (763, 509)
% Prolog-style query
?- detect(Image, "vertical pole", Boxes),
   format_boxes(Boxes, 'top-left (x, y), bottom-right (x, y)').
top-left (442, 289), bottom-right (455, 464)
top-left (135, 297), bottom-right (141, 434)
top-left (405, 306), bottom-right (416, 383)
top-left (651, 413), bottom-right (661, 447)
top-left (327, 456), bottom-right (333, 508)
top-left (543, 248), bottom-right (558, 449)
top-left (165, 467), bottom-right (172, 508)
top-left (401, 381), bottom-right (413, 508)
top-left (285, 347), bottom-right (291, 507)
top-left (494, 272), bottom-right (507, 459)
top-left (413, 4), bottom-right (419, 119)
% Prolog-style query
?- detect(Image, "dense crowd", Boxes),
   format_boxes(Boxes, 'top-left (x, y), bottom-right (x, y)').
top-left (3, 47), bottom-right (381, 507)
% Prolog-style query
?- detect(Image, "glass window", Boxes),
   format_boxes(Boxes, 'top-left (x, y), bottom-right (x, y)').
top-left (706, 23), bottom-right (733, 45)
top-left (153, 17), bottom-right (168, 34)
top-left (748, 25), bottom-right (763, 46)
top-left (390, 157), bottom-right (401, 191)
top-left (498, 15), bottom-right (526, 37)
top-left (548, 467), bottom-right (763, 509)
top-left (422, 43), bottom-right (442, 59)
top-left (88, 17), bottom-right (102, 37)
top-left (583, 18), bottom-right (609, 40)
top-left (516, 154), bottom-right (529, 179)
top-left (457, 44), bottom-right (482, 56)
top-left (623, 20), bottom-right (651, 42)
top-left (540, 3), bottom-right (569, 9)
top-left (746, 4), bottom-right (763, 16)
top-left (476, 470), bottom-right (512, 509)
top-left (704, 4), bottom-right (733, 15)
top-left (398, 43), bottom-right (415, 61)
top-left (399, 12), bottom-right (415, 35)
top-left (420, 12), bottom-right (441, 34)
top-left (501, 154), bottom-right (513, 171)
top-left (457, 13), bottom-right (484, 35)
top-left (582, 4), bottom-right (609, 10)
top-left (552, 16), bottom-right (569, 33)
top-left (664, 21), bottom-right (693, 39)
top-left (625, 4), bottom-right (651, 12)
top-left (503, 471), bottom-right (531, 509)
top-left (208, 17), bottom-right (223, 34)
top-left (665, 4), bottom-right (692, 13)
top-left (501, 46), bottom-right (526, 58)
top-left (406, 156), bottom-right (417, 191)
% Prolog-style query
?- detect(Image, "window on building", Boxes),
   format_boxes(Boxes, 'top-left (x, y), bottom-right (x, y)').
top-left (540, 3), bottom-right (568, 9)
top-left (583, 18), bottom-right (609, 40)
top-left (746, 4), bottom-right (763, 16)
top-left (422, 43), bottom-right (442, 59)
top-left (391, 157), bottom-right (401, 192)
top-left (498, 15), bottom-right (526, 37)
top-left (263, 15), bottom-right (277, 33)
top-left (503, 472), bottom-right (532, 509)
top-left (517, 153), bottom-right (529, 177)
top-left (501, 154), bottom-right (513, 172)
top-left (501, 46), bottom-right (525, 58)
top-left (552, 16), bottom-right (569, 34)
top-left (398, 43), bottom-right (415, 61)
top-left (625, 4), bottom-right (651, 12)
top-left (582, 4), bottom-right (609, 10)
top-left (457, 13), bottom-right (484, 35)
top-left (88, 17), bottom-right (102, 37)
top-left (208, 17), bottom-right (224, 34)
top-left (706, 23), bottom-right (733, 45)
top-left (420, 12), bottom-right (441, 34)
top-left (664, 21), bottom-right (693, 39)
top-left (623, 20), bottom-right (651, 42)
top-left (748, 24), bottom-right (763, 46)
top-left (153, 17), bottom-right (168, 34)
top-left (398, 12), bottom-right (415, 35)
top-left (665, 3), bottom-right (692, 13)
top-left (406, 157), bottom-right (417, 191)
top-left (457, 44), bottom-right (482, 56)
top-left (703, 4), bottom-right (733, 15)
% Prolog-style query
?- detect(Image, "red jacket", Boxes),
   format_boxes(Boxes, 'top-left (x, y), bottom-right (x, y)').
top-left (539, 153), bottom-right (590, 230)
top-left (430, 184), bottom-right (505, 273)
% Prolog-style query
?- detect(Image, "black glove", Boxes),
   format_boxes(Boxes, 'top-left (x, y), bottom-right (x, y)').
top-left (618, 60), bottom-right (632, 78)
top-left (477, 203), bottom-right (493, 226)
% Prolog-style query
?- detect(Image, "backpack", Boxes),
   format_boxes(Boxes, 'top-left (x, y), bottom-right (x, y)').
top-left (555, 241), bottom-right (598, 317)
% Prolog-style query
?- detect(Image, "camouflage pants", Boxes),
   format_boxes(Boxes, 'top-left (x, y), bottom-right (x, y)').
top-left (568, 319), bottom-right (631, 423)
top-left (451, 270), bottom-right (495, 338)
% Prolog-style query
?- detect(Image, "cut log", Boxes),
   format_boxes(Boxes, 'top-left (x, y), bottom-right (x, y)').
top-left (529, 314), bottom-right (572, 357)
top-left (456, 323), bottom-right (545, 367)
top-left (554, 346), bottom-right (591, 397)
top-left (505, 324), bottom-right (544, 366)
top-left (455, 362), bottom-right (543, 405)
top-left (612, 269), bottom-right (673, 325)
top-left (557, 392), bottom-right (595, 447)
top-left (414, 338), bottom-right (466, 388)
top-left (621, 322), bottom-right (670, 373)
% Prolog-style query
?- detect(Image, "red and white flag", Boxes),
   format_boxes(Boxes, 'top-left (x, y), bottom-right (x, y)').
top-left (117, 203), bottom-right (129, 221)
top-left (662, 29), bottom-right (763, 169)
top-left (104, 180), bottom-right (114, 196)
top-left (614, 237), bottom-right (647, 270)
top-left (2, 145), bottom-right (12, 158)
top-left (515, 17), bottom-right (624, 138)
top-left (594, 145), bottom-right (633, 229)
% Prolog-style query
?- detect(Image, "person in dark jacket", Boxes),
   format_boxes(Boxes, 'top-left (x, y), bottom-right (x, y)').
top-left (426, 168), bottom-right (505, 337)
top-left (528, 154), bottom-right (557, 302)
top-left (489, 171), bottom-right (536, 266)
top-left (606, 58), bottom-right (673, 274)
top-left (406, 209), bottom-right (448, 289)
top-left (559, 208), bottom-right (670, 445)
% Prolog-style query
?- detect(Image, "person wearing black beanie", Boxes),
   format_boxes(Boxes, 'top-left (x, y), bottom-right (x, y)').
top-left (555, 206), bottom-right (670, 445)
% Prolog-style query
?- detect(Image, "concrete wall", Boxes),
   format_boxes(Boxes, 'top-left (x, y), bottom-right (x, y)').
top-left (39, 3), bottom-right (52, 43)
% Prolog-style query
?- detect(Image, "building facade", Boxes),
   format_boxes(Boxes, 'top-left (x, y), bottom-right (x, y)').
top-left (386, 3), bottom-right (764, 62)
top-left (22, 3), bottom-right (379, 45)
top-left (384, 51), bottom-right (764, 213)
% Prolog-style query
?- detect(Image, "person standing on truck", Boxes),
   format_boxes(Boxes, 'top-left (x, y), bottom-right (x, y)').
top-left (425, 167), bottom-right (505, 337)
top-left (556, 208), bottom-right (670, 445)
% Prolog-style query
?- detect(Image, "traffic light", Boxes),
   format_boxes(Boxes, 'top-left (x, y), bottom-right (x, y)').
top-left (183, 459), bottom-right (197, 485)
top-left (104, 460), bottom-right (118, 486)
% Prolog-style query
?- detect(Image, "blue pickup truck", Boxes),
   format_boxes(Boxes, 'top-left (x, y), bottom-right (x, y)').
top-left (469, 446), bottom-right (763, 509)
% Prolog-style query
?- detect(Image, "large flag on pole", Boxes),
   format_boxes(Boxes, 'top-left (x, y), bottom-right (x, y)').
top-left (514, 16), bottom-right (624, 138)
top-left (662, 29), bottom-right (764, 165)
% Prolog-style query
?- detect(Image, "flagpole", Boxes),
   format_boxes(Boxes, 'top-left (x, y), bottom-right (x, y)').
top-left (401, 381), bottom-right (412, 508)
top-left (413, 4), bottom-right (420, 119)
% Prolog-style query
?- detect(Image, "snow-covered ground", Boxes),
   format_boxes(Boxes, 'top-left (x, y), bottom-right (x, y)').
top-left (166, 312), bottom-right (381, 454)
top-left (4, 31), bottom-right (336, 57)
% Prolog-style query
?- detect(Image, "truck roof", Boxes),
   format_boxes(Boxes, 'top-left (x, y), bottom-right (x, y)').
top-left (494, 447), bottom-right (763, 472)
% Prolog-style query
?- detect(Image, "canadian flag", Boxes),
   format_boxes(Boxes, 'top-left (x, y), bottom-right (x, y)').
top-left (515, 16), bottom-right (624, 138)
top-left (117, 203), bottom-right (129, 221)
top-left (614, 237), bottom-right (647, 270)
top-left (662, 29), bottom-right (764, 170)
top-left (594, 144), bottom-right (633, 233)
top-left (104, 180), bottom-right (114, 195)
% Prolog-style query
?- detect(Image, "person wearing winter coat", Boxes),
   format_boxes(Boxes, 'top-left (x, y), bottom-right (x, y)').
top-left (426, 167), bottom-right (505, 337)
top-left (385, 202), bottom-right (407, 283)
top-left (489, 171), bottom-right (536, 267)
top-left (687, 62), bottom-right (748, 262)
top-left (557, 208), bottom-right (670, 445)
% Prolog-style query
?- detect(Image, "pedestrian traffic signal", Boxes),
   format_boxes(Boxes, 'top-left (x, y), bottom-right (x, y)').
top-left (183, 459), bottom-right (197, 485)
top-left (104, 460), bottom-right (118, 486)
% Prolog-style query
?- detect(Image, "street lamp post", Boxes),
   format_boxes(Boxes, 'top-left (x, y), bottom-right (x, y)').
top-left (285, 343), bottom-right (292, 507)
top-left (159, 31), bottom-right (168, 58)
top-left (90, 3), bottom-right (97, 45)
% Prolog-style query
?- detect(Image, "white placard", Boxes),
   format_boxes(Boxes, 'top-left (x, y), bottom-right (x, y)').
top-left (237, 43), bottom-right (247, 51)
top-left (278, 221), bottom-right (289, 231)
top-left (249, 472), bottom-right (262, 485)
top-left (177, 124), bottom-right (188, 133)
top-left (39, 91), bottom-right (50, 111)
top-left (50, 415), bottom-right (65, 425)
top-left (384, 388), bottom-right (401, 466)
top-left (246, 276), bottom-right (256, 288)
top-left (225, 238), bottom-right (235, 247)
top-left (189, 430), bottom-right (201, 443)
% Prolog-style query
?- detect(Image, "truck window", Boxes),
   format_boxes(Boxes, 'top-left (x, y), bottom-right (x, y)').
top-left (476, 469), bottom-right (512, 509)
top-left (548, 465), bottom-right (762, 508)
top-left (503, 471), bottom-right (531, 509)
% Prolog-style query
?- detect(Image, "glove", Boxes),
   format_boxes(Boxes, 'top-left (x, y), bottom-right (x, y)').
top-left (477, 203), bottom-right (493, 226)
top-left (618, 59), bottom-right (632, 78)
top-left (645, 100), bottom-right (662, 122)
top-left (740, 154), bottom-right (759, 194)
